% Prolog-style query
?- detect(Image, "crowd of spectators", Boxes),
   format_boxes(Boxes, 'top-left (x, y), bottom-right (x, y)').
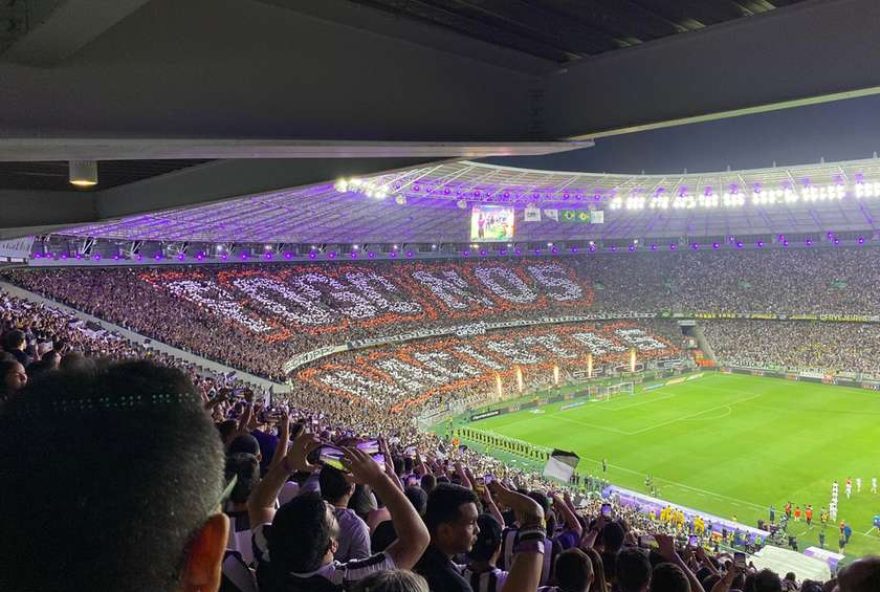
top-left (2, 355), bottom-right (877, 592)
top-left (6, 247), bottom-right (880, 382)
top-left (702, 322), bottom-right (880, 377)
top-left (1, 287), bottom-right (269, 403)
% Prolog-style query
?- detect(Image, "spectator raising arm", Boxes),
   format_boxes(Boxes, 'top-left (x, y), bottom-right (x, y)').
top-left (656, 534), bottom-right (706, 592)
top-left (247, 429), bottom-right (321, 527)
top-left (487, 480), bottom-right (546, 592)
top-left (342, 447), bottom-right (430, 570)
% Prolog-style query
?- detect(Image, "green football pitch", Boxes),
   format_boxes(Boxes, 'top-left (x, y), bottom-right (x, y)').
top-left (469, 372), bottom-right (880, 558)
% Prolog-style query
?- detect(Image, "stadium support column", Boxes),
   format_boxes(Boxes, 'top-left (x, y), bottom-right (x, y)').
top-left (629, 348), bottom-right (636, 373)
top-left (586, 353), bottom-right (593, 379)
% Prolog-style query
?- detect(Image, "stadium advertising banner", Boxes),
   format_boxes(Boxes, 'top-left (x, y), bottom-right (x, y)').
top-left (668, 311), bottom-right (880, 323)
top-left (471, 205), bottom-right (515, 241)
top-left (470, 409), bottom-right (503, 422)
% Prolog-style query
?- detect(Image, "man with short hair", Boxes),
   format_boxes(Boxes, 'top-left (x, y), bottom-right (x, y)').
top-left (753, 568), bottom-right (783, 592)
top-left (838, 556), bottom-right (880, 592)
top-left (417, 483), bottom-right (482, 592)
top-left (649, 563), bottom-right (689, 592)
top-left (0, 361), bottom-right (230, 592)
top-left (616, 548), bottom-right (652, 592)
top-left (546, 548), bottom-right (593, 592)
top-left (320, 464), bottom-right (372, 562)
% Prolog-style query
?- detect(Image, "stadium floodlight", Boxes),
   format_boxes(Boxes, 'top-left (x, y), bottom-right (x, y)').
top-left (69, 160), bottom-right (98, 187)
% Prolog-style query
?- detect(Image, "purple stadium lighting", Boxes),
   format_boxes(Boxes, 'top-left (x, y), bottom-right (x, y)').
top-left (858, 236), bottom-right (866, 245)
top-left (350, 252), bottom-right (358, 259)
top-left (736, 241), bottom-right (744, 248)
top-left (610, 245), bottom-right (618, 252)
top-left (221, 254), bottom-right (228, 260)
top-left (178, 253), bottom-right (186, 261)
top-left (500, 248), bottom-right (508, 256)
top-left (61, 254), bottom-right (68, 260)
top-left (833, 238), bottom-right (840, 245)
top-left (308, 252), bottom-right (316, 259)
top-left (806, 239), bottom-right (813, 246)
top-left (284, 252), bottom-right (292, 259)
top-left (155, 254), bottom-right (162, 260)
top-left (462, 250), bottom-right (470, 257)
top-left (406, 251), bottom-right (414, 258)
top-left (480, 249), bottom-right (487, 256)
top-left (113, 255), bottom-right (120, 260)
top-left (551, 247), bottom-right (559, 255)
top-left (783, 240), bottom-right (789, 247)
top-left (534, 248), bottom-right (541, 256)
top-left (650, 244), bottom-right (657, 251)
top-left (135, 254), bottom-right (142, 261)
top-left (669, 244), bottom-right (677, 251)
top-left (712, 242), bottom-right (720, 250)
top-left (94, 254), bottom-right (101, 261)
top-left (570, 247), bottom-right (577, 254)
top-left (241, 253), bottom-right (248, 260)
top-left (514, 248), bottom-right (522, 256)
top-left (368, 251), bottom-right (375, 258)
top-left (756, 240), bottom-right (764, 248)
top-left (691, 243), bottom-right (699, 250)
top-left (328, 251), bottom-right (337, 259)
top-left (76, 254), bottom-right (83, 260)
top-left (196, 253), bottom-right (204, 260)
top-left (628, 245), bottom-right (635, 252)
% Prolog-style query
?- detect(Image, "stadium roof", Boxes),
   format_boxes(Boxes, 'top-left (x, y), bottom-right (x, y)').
top-left (58, 157), bottom-right (880, 244)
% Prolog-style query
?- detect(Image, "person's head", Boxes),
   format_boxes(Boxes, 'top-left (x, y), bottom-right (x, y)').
top-left (421, 473), bottom-right (437, 494)
top-left (320, 465), bottom-right (355, 505)
top-left (2, 329), bottom-right (25, 351)
top-left (404, 485), bottom-right (428, 516)
top-left (616, 547), bottom-right (652, 592)
top-left (555, 548), bottom-right (594, 592)
top-left (217, 419), bottom-right (238, 445)
top-left (467, 514), bottom-right (503, 564)
top-left (424, 483), bottom-right (480, 556)
top-left (1, 359), bottom-right (27, 394)
top-left (224, 453), bottom-right (260, 506)
top-left (753, 568), bottom-right (783, 592)
top-left (268, 492), bottom-right (340, 574)
top-left (0, 360), bottom-right (229, 592)
top-left (59, 351), bottom-right (96, 373)
top-left (649, 563), bottom-right (689, 592)
top-left (838, 556), bottom-right (880, 592)
top-left (599, 521), bottom-right (626, 553)
top-left (227, 434), bottom-right (261, 460)
top-left (350, 569), bottom-right (429, 592)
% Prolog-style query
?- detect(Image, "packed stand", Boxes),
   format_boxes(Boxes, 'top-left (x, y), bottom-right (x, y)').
top-left (2, 355), bottom-right (877, 592)
top-left (0, 287), bottom-right (269, 404)
top-left (6, 247), bottom-right (880, 381)
top-left (702, 321), bottom-right (880, 376)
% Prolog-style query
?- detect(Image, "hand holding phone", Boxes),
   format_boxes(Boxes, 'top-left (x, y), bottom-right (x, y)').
top-left (733, 551), bottom-right (746, 570)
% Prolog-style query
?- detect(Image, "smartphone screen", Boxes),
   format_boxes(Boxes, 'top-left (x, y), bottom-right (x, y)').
top-left (601, 503), bottom-right (613, 518)
top-left (357, 440), bottom-right (380, 455)
top-left (688, 535), bottom-right (699, 547)
top-left (318, 446), bottom-right (348, 472)
top-left (639, 534), bottom-right (659, 549)
top-left (734, 552), bottom-right (746, 569)
top-left (484, 475), bottom-right (494, 484)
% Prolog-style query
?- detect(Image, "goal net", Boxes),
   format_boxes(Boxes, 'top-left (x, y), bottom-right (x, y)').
top-left (594, 381), bottom-right (635, 402)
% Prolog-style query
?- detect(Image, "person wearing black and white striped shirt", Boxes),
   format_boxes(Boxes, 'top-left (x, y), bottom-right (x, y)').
top-left (463, 514), bottom-right (509, 592)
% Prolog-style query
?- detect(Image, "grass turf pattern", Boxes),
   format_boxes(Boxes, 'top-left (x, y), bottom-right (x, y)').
top-left (471, 373), bottom-right (880, 558)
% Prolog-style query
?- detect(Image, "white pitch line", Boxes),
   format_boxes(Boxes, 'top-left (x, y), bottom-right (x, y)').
top-left (626, 393), bottom-right (763, 436)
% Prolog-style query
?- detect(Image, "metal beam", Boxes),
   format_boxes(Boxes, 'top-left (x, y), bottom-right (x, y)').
top-left (0, 139), bottom-right (592, 162)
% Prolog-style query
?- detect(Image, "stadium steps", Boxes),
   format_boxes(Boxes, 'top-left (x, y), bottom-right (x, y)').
top-left (0, 280), bottom-right (289, 393)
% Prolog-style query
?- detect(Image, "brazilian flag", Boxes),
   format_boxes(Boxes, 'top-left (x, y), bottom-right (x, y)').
top-left (561, 209), bottom-right (591, 223)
